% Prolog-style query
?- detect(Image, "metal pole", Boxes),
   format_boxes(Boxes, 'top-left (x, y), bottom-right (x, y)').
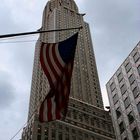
top-left (0, 26), bottom-right (82, 39)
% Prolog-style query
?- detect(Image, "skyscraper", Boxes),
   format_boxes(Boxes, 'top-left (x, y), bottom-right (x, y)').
top-left (22, 0), bottom-right (115, 139)
top-left (106, 41), bottom-right (140, 140)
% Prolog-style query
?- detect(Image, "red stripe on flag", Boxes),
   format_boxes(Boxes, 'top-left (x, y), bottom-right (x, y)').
top-left (55, 103), bottom-right (61, 120)
top-left (52, 44), bottom-right (63, 71)
top-left (47, 98), bottom-right (52, 121)
top-left (45, 44), bottom-right (60, 81)
top-left (60, 64), bottom-right (73, 116)
top-left (39, 99), bottom-right (45, 122)
top-left (40, 43), bottom-right (54, 87)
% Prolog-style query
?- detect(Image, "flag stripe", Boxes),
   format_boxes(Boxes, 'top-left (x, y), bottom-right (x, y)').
top-left (47, 98), bottom-right (52, 121)
top-left (39, 33), bottom-right (78, 122)
top-left (55, 44), bottom-right (65, 67)
top-left (40, 44), bottom-right (54, 87)
top-left (43, 99), bottom-right (48, 121)
top-left (51, 96), bottom-right (56, 120)
top-left (46, 44), bottom-right (60, 81)
top-left (49, 44), bottom-right (62, 76)
top-left (55, 106), bottom-right (61, 119)
top-left (39, 99), bottom-right (44, 122)
top-left (43, 45), bottom-right (56, 85)
top-left (56, 80), bottom-right (62, 109)
top-left (52, 44), bottom-right (64, 71)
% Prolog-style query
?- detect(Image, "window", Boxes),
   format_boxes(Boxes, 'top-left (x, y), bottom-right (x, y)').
top-left (113, 94), bottom-right (119, 104)
top-left (120, 84), bottom-right (127, 95)
top-left (96, 118), bottom-right (100, 128)
top-left (137, 102), bottom-right (140, 114)
top-left (84, 114), bottom-right (89, 124)
top-left (59, 125), bottom-right (62, 129)
top-left (72, 136), bottom-right (76, 140)
top-left (116, 107), bottom-right (121, 118)
top-left (132, 86), bottom-right (139, 98)
top-left (52, 129), bottom-right (55, 139)
top-left (37, 135), bottom-right (41, 140)
top-left (133, 52), bottom-right (140, 63)
top-left (79, 114), bottom-right (83, 122)
top-left (44, 127), bottom-right (48, 135)
top-left (65, 134), bottom-right (69, 140)
top-left (73, 110), bottom-right (77, 119)
top-left (137, 65), bottom-right (140, 75)
top-left (65, 127), bottom-right (69, 132)
top-left (117, 72), bottom-right (123, 82)
top-left (119, 122), bottom-right (125, 134)
top-left (127, 111), bottom-right (134, 124)
top-left (44, 137), bottom-right (48, 140)
top-left (132, 127), bottom-right (139, 140)
top-left (91, 118), bottom-right (94, 126)
top-left (67, 110), bottom-right (71, 117)
top-left (124, 97), bottom-right (130, 108)
top-left (38, 125), bottom-right (42, 134)
top-left (125, 62), bottom-right (131, 73)
top-left (58, 132), bottom-right (62, 140)
top-left (129, 74), bottom-right (135, 85)
top-left (84, 134), bottom-right (88, 140)
top-left (72, 129), bottom-right (76, 134)
top-left (90, 136), bottom-right (95, 140)
top-left (110, 82), bottom-right (116, 92)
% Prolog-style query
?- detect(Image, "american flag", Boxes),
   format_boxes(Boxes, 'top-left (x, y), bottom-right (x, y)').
top-left (39, 33), bottom-right (78, 122)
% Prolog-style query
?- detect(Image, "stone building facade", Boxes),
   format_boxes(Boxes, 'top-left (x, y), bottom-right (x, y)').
top-left (106, 41), bottom-right (140, 140)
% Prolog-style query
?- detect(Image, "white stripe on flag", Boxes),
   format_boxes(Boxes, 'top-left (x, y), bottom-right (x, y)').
top-left (43, 99), bottom-right (48, 122)
top-left (43, 45), bottom-right (56, 84)
top-left (55, 44), bottom-right (65, 67)
top-left (49, 44), bottom-right (61, 76)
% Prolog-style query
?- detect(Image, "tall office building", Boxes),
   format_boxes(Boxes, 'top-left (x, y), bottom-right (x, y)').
top-left (106, 41), bottom-right (140, 140)
top-left (22, 0), bottom-right (115, 139)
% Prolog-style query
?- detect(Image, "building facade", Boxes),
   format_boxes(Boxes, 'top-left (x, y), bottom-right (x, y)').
top-left (22, 0), bottom-right (115, 139)
top-left (106, 41), bottom-right (140, 140)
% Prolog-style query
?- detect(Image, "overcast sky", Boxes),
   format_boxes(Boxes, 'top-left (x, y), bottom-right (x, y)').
top-left (0, 0), bottom-right (139, 139)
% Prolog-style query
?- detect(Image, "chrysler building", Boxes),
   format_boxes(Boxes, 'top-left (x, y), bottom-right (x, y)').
top-left (22, 0), bottom-right (115, 139)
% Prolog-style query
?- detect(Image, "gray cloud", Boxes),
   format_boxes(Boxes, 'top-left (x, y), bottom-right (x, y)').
top-left (80, 0), bottom-right (140, 78)
top-left (75, 0), bottom-right (140, 106)
top-left (0, 0), bottom-right (140, 139)
top-left (82, 0), bottom-right (140, 53)
top-left (0, 0), bottom-right (44, 81)
top-left (0, 71), bottom-right (15, 108)
top-left (7, 42), bottom-right (35, 80)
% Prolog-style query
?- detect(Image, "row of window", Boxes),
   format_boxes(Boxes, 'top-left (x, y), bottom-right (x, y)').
top-left (112, 85), bottom-right (139, 106)
top-left (67, 109), bottom-right (112, 131)
top-left (119, 122), bottom-right (139, 140)
top-left (110, 50), bottom-right (140, 94)
top-left (37, 126), bottom-right (104, 140)
top-left (133, 51), bottom-right (140, 63)
top-left (111, 73), bottom-right (139, 105)
top-left (116, 107), bottom-right (134, 123)
top-left (115, 103), bottom-right (140, 139)
top-left (111, 73), bottom-right (139, 95)
top-left (115, 99), bottom-right (140, 117)
top-left (112, 92), bottom-right (131, 107)
top-left (126, 51), bottom-right (140, 73)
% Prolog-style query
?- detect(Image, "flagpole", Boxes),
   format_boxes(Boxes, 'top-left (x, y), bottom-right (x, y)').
top-left (0, 26), bottom-right (82, 39)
